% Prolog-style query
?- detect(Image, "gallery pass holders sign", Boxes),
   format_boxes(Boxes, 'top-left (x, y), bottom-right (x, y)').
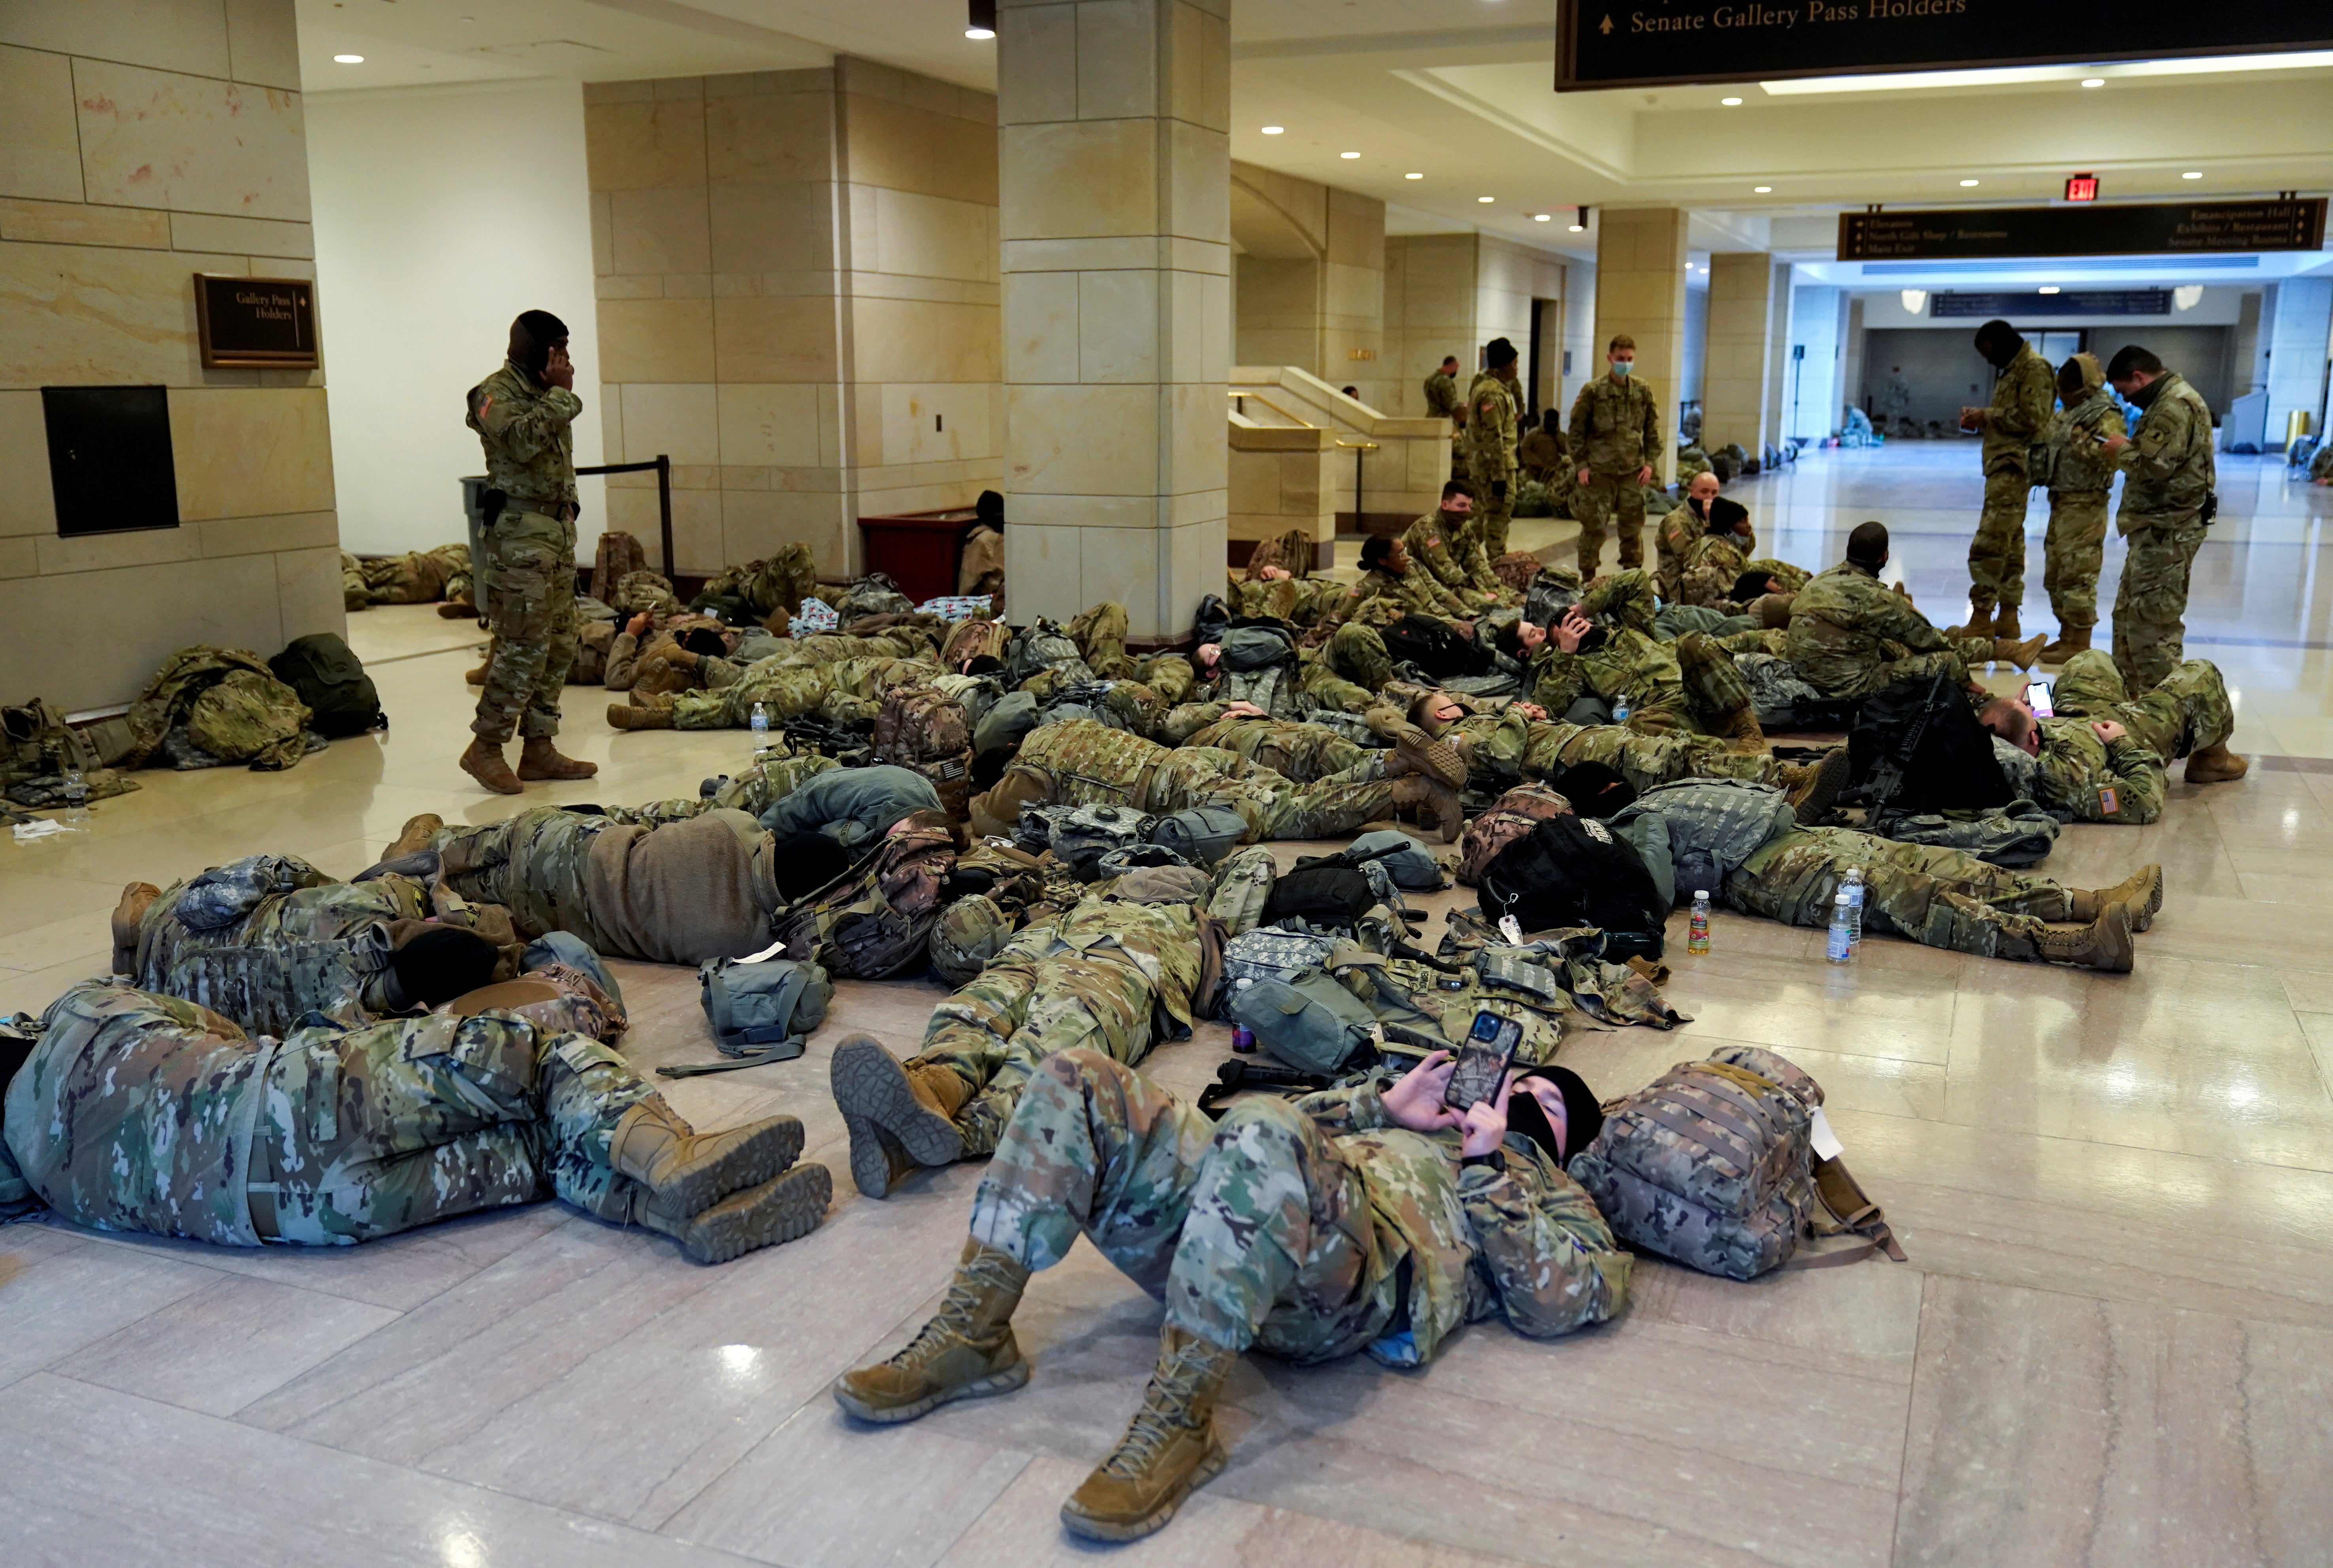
top-left (193, 274), bottom-right (319, 369)
top-left (1838, 199), bottom-right (2327, 261)
top-left (1556, 1), bottom-right (2331, 90)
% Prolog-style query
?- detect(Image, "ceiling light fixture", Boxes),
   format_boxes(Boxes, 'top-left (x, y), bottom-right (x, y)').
top-left (1340, 151), bottom-right (1360, 159)
top-left (1753, 185), bottom-right (1772, 193)
top-left (1721, 96), bottom-right (1743, 105)
top-left (1959, 178), bottom-right (1980, 187)
top-left (1404, 171), bottom-right (1424, 179)
top-left (1478, 195), bottom-right (1495, 203)
top-left (2038, 285), bottom-right (2061, 294)
top-left (1901, 289), bottom-right (1928, 314)
top-left (333, 53), bottom-right (364, 62)
top-left (1261, 125), bottom-right (1284, 134)
top-left (2173, 284), bottom-right (2204, 311)
top-left (2081, 78), bottom-right (2105, 87)
top-left (2182, 170), bottom-right (2203, 179)
top-left (1533, 213), bottom-right (1550, 221)
top-left (965, 0), bottom-right (995, 39)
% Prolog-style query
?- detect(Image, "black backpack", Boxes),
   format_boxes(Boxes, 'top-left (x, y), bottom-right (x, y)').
top-left (1262, 864), bottom-right (1376, 930)
top-left (268, 633), bottom-right (384, 738)
top-left (1478, 814), bottom-right (1668, 960)
top-left (1378, 617), bottom-right (1492, 679)
top-left (1846, 671), bottom-right (2010, 815)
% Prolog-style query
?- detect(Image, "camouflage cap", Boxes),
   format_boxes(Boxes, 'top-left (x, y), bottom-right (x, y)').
top-left (930, 894), bottom-right (1013, 986)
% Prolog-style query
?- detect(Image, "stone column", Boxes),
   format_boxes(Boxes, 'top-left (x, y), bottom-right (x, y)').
top-left (1761, 261), bottom-right (1795, 455)
top-left (1590, 206), bottom-right (1689, 483)
top-left (1702, 252), bottom-right (1774, 459)
top-left (997, 0), bottom-right (1231, 638)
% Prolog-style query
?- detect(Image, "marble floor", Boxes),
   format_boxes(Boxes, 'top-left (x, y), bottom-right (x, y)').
top-left (6, 443), bottom-right (2333, 1566)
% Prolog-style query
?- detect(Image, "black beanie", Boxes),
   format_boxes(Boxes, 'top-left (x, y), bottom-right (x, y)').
top-left (1705, 496), bottom-right (1749, 536)
top-left (1484, 337), bottom-right (1519, 369)
top-left (1972, 318), bottom-right (2022, 369)
top-left (769, 831), bottom-right (852, 901)
top-left (1552, 759), bottom-right (1634, 817)
top-left (509, 309), bottom-right (571, 380)
top-left (1516, 1063), bottom-right (1605, 1163)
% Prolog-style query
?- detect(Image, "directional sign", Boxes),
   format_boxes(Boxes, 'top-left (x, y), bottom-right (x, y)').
top-left (1837, 199), bottom-right (2327, 261)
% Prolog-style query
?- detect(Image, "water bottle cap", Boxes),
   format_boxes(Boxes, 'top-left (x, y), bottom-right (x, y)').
top-left (1694, 889), bottom-right (1708, 898)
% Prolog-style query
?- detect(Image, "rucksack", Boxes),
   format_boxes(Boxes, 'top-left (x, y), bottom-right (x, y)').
top-left (769, 813), bottom-right (956, 979)
top-left (1864, 801), bottom-right (2062, 868)
top-left (1316, 828), bottom-right (1446, 891)
top-left (870, 685), bottom-right (974, 820)
top-left (1568, 1044), bottom-right (1904, 1280)
top-left (1148, 804), bottom-right (1249, 866)
top-left (940, 616), bottom-right (1009, 670)
top-left (1378, 617), bottom-right (1491, 679)
top-left (661, 955), bottom-right (834, 1075)
top-left (1847, 670), bottom-right (2012, 816)
top-left (1479, 814), bottom-right (1668, 960)
top-left (1219, 925), bottom-right (1342, 997)
top-left (1007, 619), bottom-right (1088, 684)
top-left (1458, 783), bottom-right (1574, 886)
top-left (590, 530), bottom-right (649, 605)
top-left (1204, 844), bottom-right (1276, 936)
top-left (1522, 569), bottom-right (1582, 630)
top-left (1218, 624), bottom-right (1297, 673)
top-left (268, 633), bottom-right (385, 738)
top-left (1228, 971), bottom-right (1379, 1075)
top-left (1033, 803), bottom-right (1155, 881)
top-left (1262, 864), bottom-right (1375, 931)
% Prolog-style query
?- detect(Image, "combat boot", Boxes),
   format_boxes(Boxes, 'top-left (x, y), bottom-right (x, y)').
top-left (832, 1239), bottom-right (1032, 1422)
top-left (2037, 624), bottom-right (2091, 664)
top-left (1059, 1326), bottom-right (1238, 1542)
top-left (518, 736), bottom-right (597, 781)
top-left (634, 1162), bottom-right (832, 1265)
top-left (460, 736), bottom-right (524, 795)
top-left (384, 812), bottom-right (444, 859)
top-left (1721, 705), bottom-right (1768, 755)
top-left (1377, 717), bottom-right (1467, 788)
top-left (111, 881), bottom-right (161, 974)
top-left (1992, 605), bottom-right (2023, 641)
top-left (1785, 748), bottom-right (1851, 825)
top-left (608, 1099), bottom-right (807, 1216)
top-left (1945, 600), bottom-right (1995, 640)
top-left (1391, 774), bottom-right (1463, 843)
top-left (438, 600), bottom-right (477, 620)
top-left (2070, 862), bottom-right (2163, 932)
top-left (1992, 634), bottom-right (2046, 670)
top-left (465, 660), bottom-right (488, 687)
top-left (831, 1034), bottom-right (967, 1199)
top-left (606, 703), bottom-right (673, 731)
top-left (2185, 742), bottom-right (2249, 784)
top-left (2037, 905), bottom-right (2135, 973)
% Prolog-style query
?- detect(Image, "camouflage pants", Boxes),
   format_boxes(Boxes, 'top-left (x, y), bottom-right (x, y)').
top-left (1729, 825), bottom-right (2076, 962)
top-left (1811, 645), bottom-right (1985, 704)
top-left (473, 508), bottom-right (580, 743)
top-left (1302, 622), bottom-right (1390, 710)
top-left (670, 665), bottom-right (829, 729)
top-left (2053, 649), bottom-right (2232, 762)
top-left (1515, 721), bottom-right (1788, 796)
top-left (1068, 601), bottom-right (1138, 680)
top-left (2043, 491), bottom-right (2111, 630)
top-left (432, 807), bottom-right (611, 953)
top-left (1573, 470), bottom-right (1647, 577)
top-left (967, 1050), bottom-right (1383, 1358)
top-left (1674, 631), bottom-right (1754, 729)
top-left (915, 937), bottom-right (1161, 1156)
top-left (1185, 716), bottom-right (1371, 782)
top-left (2112, 514), bottom-right (2206, 691)
top-left (1967, 465), bottom-right (2032, 610)
top-left (1468, 468), bottom-right (1515, 564)
top-left (971, 747), bottom-right (1395, 844)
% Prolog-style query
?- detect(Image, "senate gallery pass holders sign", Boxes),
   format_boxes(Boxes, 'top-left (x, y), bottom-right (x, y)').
top-left (193, 274), bottom-right (320, 370)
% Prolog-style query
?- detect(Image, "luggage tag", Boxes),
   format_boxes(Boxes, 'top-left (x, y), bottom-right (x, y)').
top-left (2097, 785), bottom-right (2120, 817)
top-left (1808, 1106), bottom-right (1845, 1162)
top-left (1498, 914), bottom-right (1524, 944)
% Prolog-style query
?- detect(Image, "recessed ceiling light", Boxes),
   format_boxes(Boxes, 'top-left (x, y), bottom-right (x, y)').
top-left (2038, 285), bottom-right (2061, 294)
top-left (333, 53), bottom-right (364, 63)
top-left (1568, 223), bottom-right (1584, 232)
top-left (1261, 125), bottom-right (1284, 134)
top-left (2182, 170), bottom-right (2203, 179)
top-left (1721, 96), bottom-right (1743, 106)
top-left (1478, 195), bottom-right (1495, 203)
top-left (2081, 78), bottom-right (2105, 87)
top-left (1959, 178), bottom-right (1980, 186)
top-left (1340, 151), bottom-right (1360, 159)
top-left (1404, 172), bottom-right (1424, 180)
top-left (965, 26), bottom-right (995, 38)
top-left (1533, 213), bottom-right (1550, 221)
top-left (1753, 185), bottom-right (1772, 193)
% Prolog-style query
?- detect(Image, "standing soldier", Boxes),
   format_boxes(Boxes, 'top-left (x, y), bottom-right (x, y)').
top-left (2100, 344), bottom-right (2216, 690)
top-left (1465, 338), bottom-right (1523, 562)
top-left (1949, 319), bottom-right (2057, 642)
top-left (1424, 353), bottom-right (1466, 477)
top-left (1567, 334), bottom-right (1662, 579)
top-left (2037, 353), bottom-right (2125, 663)
top-left (463, 310), bottom-right (596, 795)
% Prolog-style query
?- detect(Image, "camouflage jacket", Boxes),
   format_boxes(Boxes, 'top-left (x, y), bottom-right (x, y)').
top-left (1463, 372), bottom-right (1520, 485)
top-left (1014, 895), bottom-right (1206, 1040)
top-left (701, 546), bottom-right (817, 619)
top-left (1423, 370), bottom-right (1463, 422)
top-left (1322, 562), bottom-right (1471, 632)
top-left (1677, 531), bottom-right (1751, 609)
top-left (1522, 627), bottom-right (1688, 724)
top-left (1784, 561), bottom-right (1953, 696)
top-left (1518, 427), bottom-right (1565, 480)
top-left (359, 543), bottom-right (469, 604)
top-left (123, 646), bottom-right (310, 772)
top-left (1569, 375), bottom-right (1660, 476)
top-left (1015, 718), bottom-right (1168, 798)
top-left (2116, 372), bottom-right (2216, 524)
top-left (1981, 342), bottom-right (2057, 475)
top-left (2046, 385), bottom-right (2125, 496)
top-left (1613, 779), bottom-right (1795, 888)
top-left (466, 359), bottom-right (581, 512)
top-left (2031, 719), bottom-right (2168, 825)
top-left (1293, 1082), bottom-right (1631, 1365)
top-left (1402, 508), bottom-right (1499, 600)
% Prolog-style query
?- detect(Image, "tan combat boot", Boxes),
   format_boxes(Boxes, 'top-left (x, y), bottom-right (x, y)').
top-left (459, 736), bottom-right (524, 795)
top-left (831, 1035), bottom-right (967, 1199)
top-left (1059, 1326), bottom-right (1239, 1542)
top-left (111, 881), bottom-right (161, 974)
top-left (465, 660), bottom-right (489, 687)
top-left (1377, 717), bottom-right (1467, 788)
top-left (606, 703), bottom-right (673, 731)
top-left (438, 600), bottom-right (478, 620)
top-left (608, 1099), bottom-right (807, 1216)
top-left (2037, 905), bottom-right (2136, 973)
top-left (1992, 634), bottom-right (2046, 670)
top-left (1721, 705), bottom-right (1768, 755)
top-left (1945, 600), bottom-right (1995, 640)
top-left (832, 1239), bottom-right (1032, 1422)
top-left (1992, 604), bottom-right (2023, 641)
top-left (633, 1162), bottom-right (831, 1265)
top-left (384, 812), bottom-right (444, 860)
top-left (1786, 748), bottom-right (1852, 825)
top-left (2069, 862), bottom-right (2162, 932)
top-left (518, 736), bottom-right (597, 781)
top-left (1391, 774), bottom-right (1463, 843)
top-left (2185, 742), bottom-right (2249, 784)
top-left (2037, 624), bottom-right (2091, 664)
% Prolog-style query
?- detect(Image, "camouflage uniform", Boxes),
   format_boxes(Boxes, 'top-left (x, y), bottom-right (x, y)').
top-left (1463, 371), bottom-right (1522, 562)
top-left (967, 1050), bottom-right (1630, 1362)
top-left (1968, 341), bottom-right (2056, 613)
top-left (361, 543), bottom-right (470, 605)
top-left (700, 546), bottom-right (817, 622)
top-left (1676, 531), bottom-right (1751, 609)
top-left (1423, 369), bottom-right (1463, 424)
top-left (1403, 507), bottom-right (1502, 605)
top-left (913, 900), bottom-right (1204, 1156)
top-left (1305, 623), bottom-right (1393, 709)
top-left (340, 550), bottom-right (369, 612)
top-left (2110, 371), bottom-right (2216, 689)
top-left (1184, 714), bottom-right (1371, 781)
top-left (1067, 601), bottom-right (1140, 681)
top-left (1318, 560), bottom-right (1475, 632)
top-left (1567, 374), bottom-right (1661, 577)
top-left (1446, 709), bottom-right (1789, 796)
top-left (968, 719), bottom-right (1397, 845)
top-left (1653, 503), bottom-right (1700, 602)
top-left (1730, 825), bottom-right (2078, 964)
top-left (2025, 648), bottom-right (2234, 824)
top-left (1785, 560), bottom-right (1990, 701)
top-left (1518, 426), bottom-right (1565, 484)
top-left (7, 982), bottom-right (653, 1246)
top-left (1228, 573), bottom-right (1344, 626)
top-left (1520, 572), bottom-right (1754, 735)
top-left (2041, 373), bottom-right (2125, 635)
top-left (467, 359), bottom-right (584, 743)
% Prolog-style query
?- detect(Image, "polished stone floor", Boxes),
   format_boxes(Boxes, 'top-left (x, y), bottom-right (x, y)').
top-left (4, 443), bottom-right (2332, 1566)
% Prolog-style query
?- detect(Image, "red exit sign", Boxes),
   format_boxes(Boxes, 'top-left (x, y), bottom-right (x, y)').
top-left (2065, 173), bottom-right (2100, 203)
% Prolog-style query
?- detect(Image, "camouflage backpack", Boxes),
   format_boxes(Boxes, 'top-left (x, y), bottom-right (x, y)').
top-left (1021, 802), bottom-right (1155, 880)
top-left (1458, 783), bottom-right (1574, 886)
top-left (1007, 619), bottom-right (1089, 686)
top-left (590, 531), bottom-right (650, 604)
top-left (940, 615), bottom-right (1010, 671)
top-left (1568, 1044), bottom-right (1904, 1281)
top-left (1203, 844), bottom-right (1276, 936)
top-left (1216, 926), bottom-right (1343, 1016)
top-left (870, 685), bottom-right (974, 820)
top-left (769, 812), bottom-right (957, 980)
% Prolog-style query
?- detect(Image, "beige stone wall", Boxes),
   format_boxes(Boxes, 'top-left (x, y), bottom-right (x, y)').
top-left (0, 0), bottom-right (342, 713)
top-left (1227, 423), bottom-right (1336, 558)
top-left (1231, 164), bottom-right (1385, 406)
top-left (1591, 207), bottom-right (1690, 483)
top-left (584, 59), bottom-right (999, 579)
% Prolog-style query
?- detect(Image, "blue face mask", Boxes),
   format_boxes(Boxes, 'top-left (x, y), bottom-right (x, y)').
top-left (1611, 360), bottom-right (1632, 378)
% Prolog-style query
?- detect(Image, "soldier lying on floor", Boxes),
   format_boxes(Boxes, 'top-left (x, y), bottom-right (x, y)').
top-left (1, 980), bottom-right (828, 1264)
top-left (831, 1047), bottom-right (1624, 1541)
top-left (1978, 649), bottom-right (2248, 823)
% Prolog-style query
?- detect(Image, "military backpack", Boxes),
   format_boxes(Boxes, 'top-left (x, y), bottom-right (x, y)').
top-left (1147, 804), bottom-right (1249, 866)
top-left (870, 684), bottom-right (974, 820)
top-left (1228, 970), bottom-right (1380, 1076)
top-left (1458, 783), bottom-right (1574, 886)
top-left (663, 955), bottom-right (832, 1074)
top-left (1025, 802), bottom-right (1155, 881)
top-left (1202, 844), bottom-right (1276, 937)
top-left (769, 813), bottom-right (956, 980)
top-left (270, 633), bottom-right (385, 739)
top-left (1007, 619), bottom-right (1088, 685)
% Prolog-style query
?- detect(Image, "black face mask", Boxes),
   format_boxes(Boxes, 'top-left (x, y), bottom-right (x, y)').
top-left (508, 309), bottom-right (571, 383)
top-left (1688, 496), bottom-right (1707, 520)
top-left (2127, 376), bottom-right (2166, 410)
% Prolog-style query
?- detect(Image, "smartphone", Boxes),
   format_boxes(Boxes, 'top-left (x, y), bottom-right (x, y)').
top-left (1444, 1010), bottom-right (1524, 1111)
top-left (2028, 680), bottom-right (2054, 719)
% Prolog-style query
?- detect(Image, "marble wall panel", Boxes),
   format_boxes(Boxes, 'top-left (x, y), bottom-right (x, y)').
top-left (616, 382), bottom-right (721, 466)
top-left (716, 383), bottom-right (826, 467)
top-left (0, 0), bottom-right (230, 79)
top-left (850, 297), bottom-right (999, 384)
top-left (225, 0), bottom-right (302, 92)
top-left (706, 89), bottom-right (833, 185)
top-left (0, 198), bottom-right (168, 248)
top-left (1000, 119), bottom-right (1155, 242)
top-left (0, 44), bottom-right (82, 203)
top-left (606, 185), bottom-right (711, 276)
top-left (586, 99), bottom-right (707, 191)
top-left (168, 212), bottom-right (310, 259)
top-left (75, 59), bottom-right (311, 222)
top-left (0, 391), bottom-right (54, 538)
top-left (843, 96), bottom-right (998, 208)
top-left (708, 181), bottom-right (832, 275)
top-left (716, 294), bottom-right (839, 383)
top-left (1006, 382), bottom-right (1156, 496)
top-left (596, 298), bottom-right (717, 383)
top-left (170, 386), bottom-right (335, 521)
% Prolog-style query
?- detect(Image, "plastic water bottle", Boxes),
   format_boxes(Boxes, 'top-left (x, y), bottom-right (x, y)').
top-left (1841, 866), bottom-right (1866, 951)
top-left (1826, 892), bottom-right (1854, 964)
top-left (61, 764), bottom-right (89, 824)
top-left (749, 701), bottom-right (770, 754)
top-left (1610, 691), bottom-right (1632, 724)
top-left (1688, 890), bottom-right (1711, 955)
top-left (1231, 1023), bottom-right (1256, 1054)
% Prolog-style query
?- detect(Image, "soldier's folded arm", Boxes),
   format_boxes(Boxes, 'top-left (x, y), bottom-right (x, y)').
top-left (1460, 1161), bottom-right (1631, 1339)
top-left (2103, 737), bottom-right (2168, 823)
top-left (477, 385), bottom-right (583, 463)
